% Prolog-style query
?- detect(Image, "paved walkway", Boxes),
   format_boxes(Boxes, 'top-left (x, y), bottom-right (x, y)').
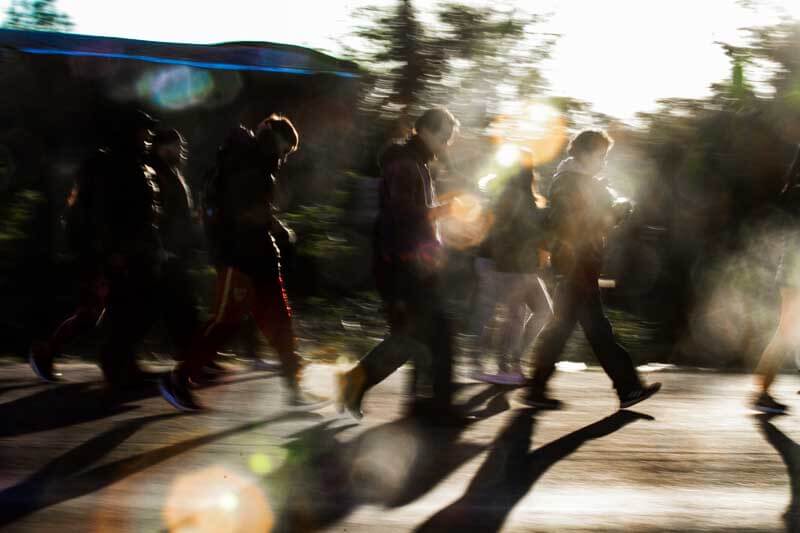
top-left (0, 362), bottom-right (798, 532)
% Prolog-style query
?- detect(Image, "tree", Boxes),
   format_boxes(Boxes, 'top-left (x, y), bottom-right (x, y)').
top-left (345, 0), bottom-right (552, 134)
top-left (3, 0), bottom-right (73, 32)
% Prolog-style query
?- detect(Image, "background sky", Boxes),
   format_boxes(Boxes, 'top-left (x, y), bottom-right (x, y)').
top-left (1, 0), bottom-right (798, 120)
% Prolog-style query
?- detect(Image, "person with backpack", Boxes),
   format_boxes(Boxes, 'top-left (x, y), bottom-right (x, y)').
top-left (470, 150), bottom-right (553, 385)
top-left (522, 130), bottom-right (661, 410)
top-left (159, 114), bottom-right (321, 410)
top-left (751, 145), bottom-right (800, 414)
top-left (29, 109), bottom-right (161, 385)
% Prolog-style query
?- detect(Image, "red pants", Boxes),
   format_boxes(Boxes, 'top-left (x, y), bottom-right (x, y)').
top-left (178, 266), bottom-right (299, 380)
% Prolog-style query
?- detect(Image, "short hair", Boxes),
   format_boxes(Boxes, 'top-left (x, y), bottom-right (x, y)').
top-left (414, 107), bottom-right (460, 137)
top-left (256, 114), bottom-right (299, 154)
top-left (567, 130), bottom-right (614, 158)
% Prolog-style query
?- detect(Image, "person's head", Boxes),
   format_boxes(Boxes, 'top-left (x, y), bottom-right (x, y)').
top-left (567, 129), bottom-right (614, 175)
top-left (153, 128), bottom-right (187, 168)
top-left (255, 114), bottom-right (299, 168)
top-left (108, 108), bottom-right (158, 156)
top-left (414, 107), bottom-right (459, 160)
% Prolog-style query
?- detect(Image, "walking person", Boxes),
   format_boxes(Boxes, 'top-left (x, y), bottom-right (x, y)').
top-left (147, 128), bottom-right (203, 358)
top-left (471, 151), bottom-right (553, 385)
top-left (336, 107), bottom-right (460, 422)
top-left (523, 130), bottom-right (661, 409)
top-left (30, 109), bottom-right (162, 386)
top-left (159, 114), bottom-right (321, 410)
top-left (751, 144), bottom-right (800, 414)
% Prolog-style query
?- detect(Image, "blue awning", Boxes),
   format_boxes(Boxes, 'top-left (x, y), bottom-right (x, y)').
top-left (0, 28), bottom-right (360, 78)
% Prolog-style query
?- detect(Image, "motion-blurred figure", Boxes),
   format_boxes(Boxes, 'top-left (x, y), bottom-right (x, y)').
top-left (159, 115), bottom-right (321, 410)
top-left (147, 128), bottom-right (202, 358)
top-left (336, 107), bottom-right (460, 421)
top-left (752, 145), bottom-right (800, 414)
top-left (523, 130), bottom-right (661, 409)
top-left (470, 151), bottom-right (553, 385)
top-left (29, 109), bottom-right (162, 386)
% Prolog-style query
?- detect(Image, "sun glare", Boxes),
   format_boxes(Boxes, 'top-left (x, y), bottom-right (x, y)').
top-left (496, 144), bottom-right (520, 167)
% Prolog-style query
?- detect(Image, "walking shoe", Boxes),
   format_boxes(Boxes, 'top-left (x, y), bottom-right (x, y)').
top-left (29, 342), bottom-right (61, 383)
top-left (160, 372), bottom-right (204, 412)
top-left (335, 368), bottom-right (366, 420)
top-left (519, 390), bottom-right (563, 410)
top-left (752, 392), bottom-right (788, 414)
top-left (619, 382), bottom-right (662, 409)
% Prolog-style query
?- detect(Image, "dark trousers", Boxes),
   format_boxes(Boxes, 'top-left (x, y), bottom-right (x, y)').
top-left (530, 267), bottom-right (641, 397)
top-left (99, 262), bottom-right (160, 385)
top-left (159, 257), bottom-right (199, 357)
top-left (357, 260), bottom-right (453, 407)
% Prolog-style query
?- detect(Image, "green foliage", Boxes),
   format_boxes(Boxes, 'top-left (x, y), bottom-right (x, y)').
top-left (3, 0), bottom-right (73, 32)
top-left (0, 188), bottom-right (44, 269)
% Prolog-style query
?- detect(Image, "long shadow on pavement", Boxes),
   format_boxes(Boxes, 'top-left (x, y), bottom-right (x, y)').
top-left (756, 413), bottom-right (800, 532)
top-left (0, 381), bottom-right (48, 397)
top-left (415, 409), bottom-right (654, 533)
top-left (0, 409), bottom-right (321, 528)
top-left (263, 384), bottom-right (516, 532)
top-left (0, 372), bottom-right (278, 438)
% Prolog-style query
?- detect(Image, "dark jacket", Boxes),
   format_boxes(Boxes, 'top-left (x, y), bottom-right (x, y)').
top-left (148, 157), bottom-right (201, 260)
top-left (547, 166), bottom-right (621, 278)
top-left (208, 126), bottom-right (286, 276)
top-left (374, 136), bottom-right (439, 265)
top-left (69, 148), bottom-right (162, 266)
top-left (480, 168), bottom-right (548, 273)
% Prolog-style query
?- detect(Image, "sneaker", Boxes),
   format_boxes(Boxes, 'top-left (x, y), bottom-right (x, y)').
top-left (335, 369), bottom-right (366, 420)
top-left (159, 373), bottom-right (204, 411)
top-left (29, 342), bottom-right (61, 383)
top-left (519, 390), bottom-right (563, 410)
top-left (619, 382), bottom-right (662, 409)
top-left (753, 392), bottom-right (788, 414)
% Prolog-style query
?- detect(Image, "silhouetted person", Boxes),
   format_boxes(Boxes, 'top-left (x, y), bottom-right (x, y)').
top-left (752, 144), bottom-right (800, 414)
top-left (336, 107), bottom-right (460, 421)
top-left (95, 109), bottom-right (165, 387)
top-left (29, 109), bottom-right (161, 386)
top-left (159, 115), bottom-right (321, 410)
top-left (523, 130), bottom-right (661, 409)
top-left (147, 128), bottom-right (202, 356)
top-left (470, 150), bottom-right (553, 385)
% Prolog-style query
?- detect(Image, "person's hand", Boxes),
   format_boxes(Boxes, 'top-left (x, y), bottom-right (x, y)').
top-left (284, 227), bottom-right (297, 245)
top-left (610, 198), bottom-right (634, 226)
